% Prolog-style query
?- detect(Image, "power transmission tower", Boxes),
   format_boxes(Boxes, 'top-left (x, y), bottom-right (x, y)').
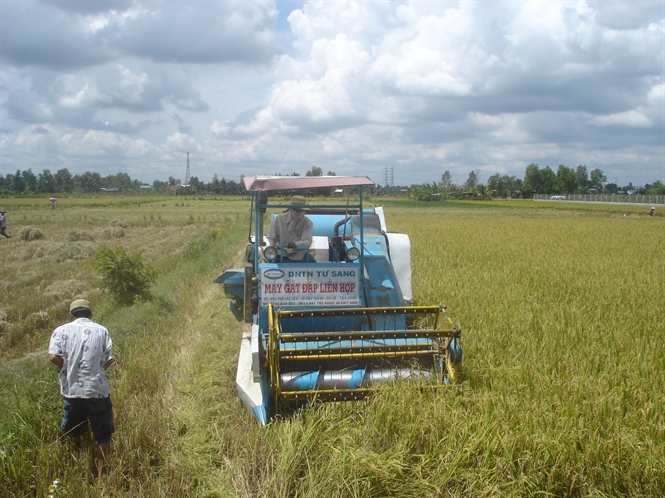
top-left (383, 166), bottom-right (388, 187)
top-left (390, 167), bottom-right (394, 187)
top-left (185, 151), bottom-right (191, 186)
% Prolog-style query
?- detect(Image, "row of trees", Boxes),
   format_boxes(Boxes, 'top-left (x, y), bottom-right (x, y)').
top-left (407, 164), bottom-right (664, 201)
top-left (1, 164), bottom-right (663, 199)
top-left (0, 168), bottom-right (247, 195)
top-left (0, 168), bottom-right (144, 194)
top-left (158, 174), bottom-right (247, 195)
top-left (0, 165), bottom-right (340, 197)
top-left (522, 164), bottom-right (608, 196)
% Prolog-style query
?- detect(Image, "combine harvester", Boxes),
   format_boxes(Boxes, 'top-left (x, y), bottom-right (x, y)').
top-left (215, 175), bottom-right (462, 424)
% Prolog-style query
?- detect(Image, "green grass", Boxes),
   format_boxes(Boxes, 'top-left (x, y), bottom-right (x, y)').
top-left (1, 198), bottom-right (663, 497)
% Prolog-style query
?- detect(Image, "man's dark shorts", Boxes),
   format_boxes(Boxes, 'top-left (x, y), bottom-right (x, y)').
top-left (61, 397), bottom-right (115, 444)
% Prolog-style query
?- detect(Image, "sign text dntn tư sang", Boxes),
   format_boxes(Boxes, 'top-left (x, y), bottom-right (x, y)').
top-left (260, 265), bottom-right (360, 307)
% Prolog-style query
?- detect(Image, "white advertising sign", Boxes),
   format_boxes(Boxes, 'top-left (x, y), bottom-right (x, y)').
top-left (260, 264), bottom-right (360, 307)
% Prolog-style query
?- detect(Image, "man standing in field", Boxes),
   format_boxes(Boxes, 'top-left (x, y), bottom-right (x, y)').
top-left (48, 299), bottom-right (115, 478)
top-left (0, 208), bottom-right (10, 238)
top-left (267, 195), bottom-right (314, 262)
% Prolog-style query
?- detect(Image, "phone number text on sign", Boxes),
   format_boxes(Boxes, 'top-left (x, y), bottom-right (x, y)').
top-left (260, 265), bottom-right (360, 307)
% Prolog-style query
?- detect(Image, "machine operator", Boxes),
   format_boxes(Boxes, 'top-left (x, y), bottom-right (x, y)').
top-left (267, 195), bottom-right (314, 263)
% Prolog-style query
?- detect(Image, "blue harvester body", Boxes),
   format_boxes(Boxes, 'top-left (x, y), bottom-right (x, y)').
top-left (215, 176), bottom-right (461, 424)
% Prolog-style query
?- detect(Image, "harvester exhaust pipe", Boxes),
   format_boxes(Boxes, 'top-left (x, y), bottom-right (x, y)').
top-left (258, 211), bottom-right (264, 244)
top-left (257, 191), bottom-right (268, 245)
top-left (333, 216), bottom-right (351, 237)
top-left (331, 216), bottom-right (352, 261)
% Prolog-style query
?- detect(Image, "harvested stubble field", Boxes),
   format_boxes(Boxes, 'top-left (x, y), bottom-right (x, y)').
top-left (0, 196), bottom-right (663, 497)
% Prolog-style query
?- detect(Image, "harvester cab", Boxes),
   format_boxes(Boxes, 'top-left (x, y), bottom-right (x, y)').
top-left (215, 175), bottom-right (462, 424)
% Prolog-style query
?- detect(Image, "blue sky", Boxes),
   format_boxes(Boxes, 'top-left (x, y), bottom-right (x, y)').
top-left (1, 1), bottom-right (663, 187)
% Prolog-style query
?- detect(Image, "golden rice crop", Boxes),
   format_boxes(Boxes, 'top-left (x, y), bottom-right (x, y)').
top-left (1, 198), bottom-right (663, 496)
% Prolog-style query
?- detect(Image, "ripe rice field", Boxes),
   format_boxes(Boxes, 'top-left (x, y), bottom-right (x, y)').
top-left (0, 196), bottom-right (663, 497)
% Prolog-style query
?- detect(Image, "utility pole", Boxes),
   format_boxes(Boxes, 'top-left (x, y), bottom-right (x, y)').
top-left (185, 152), bottom-right (191, 186)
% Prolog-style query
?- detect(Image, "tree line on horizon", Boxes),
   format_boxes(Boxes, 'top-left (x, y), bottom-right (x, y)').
top-left (404, 164), bottom-right (665, 201)
top-left (0, 165), bottom-right (336, 197)
top-left (0, 164), bottom-right (663, 199)
top-left (0, 169), bottom-right (247, 196)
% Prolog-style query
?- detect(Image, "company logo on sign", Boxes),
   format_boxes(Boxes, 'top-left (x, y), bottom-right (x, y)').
top-left (264, 269), bottom-right (285, 280)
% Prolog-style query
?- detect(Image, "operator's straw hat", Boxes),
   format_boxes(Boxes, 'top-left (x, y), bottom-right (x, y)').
top-left (290, 195), bottom-right (307, 210)
top-left (70, 299), bottom-right (91, 312)
top-left (0, 209), bottom-right (6, 213)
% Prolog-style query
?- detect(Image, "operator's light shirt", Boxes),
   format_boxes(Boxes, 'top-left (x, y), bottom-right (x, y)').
top-left (48, 318), bottom-right (114, 398)
top-left (267, 210), bottom-right (313, 261)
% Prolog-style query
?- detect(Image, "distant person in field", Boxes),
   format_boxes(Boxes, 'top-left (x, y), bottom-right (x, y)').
top-left (267, 195), bottom-right (314, 262)
top-left (50, 197), bottom-right (57, 210)
top-left (649, 206), bottom-right (655, 216)
top-left (49, 299), bottom-right (115, 478)
top-left (0, 208), bottom-right (10, 238)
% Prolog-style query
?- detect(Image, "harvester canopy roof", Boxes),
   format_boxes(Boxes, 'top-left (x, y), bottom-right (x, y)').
top-left (243, 175), bottom-right (374, 192)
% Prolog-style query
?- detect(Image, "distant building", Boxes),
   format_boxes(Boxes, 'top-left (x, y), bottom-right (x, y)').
top-left (140, 185), bottom-right (154, 191)
top-left (100, 188), bottom-right (119, 193)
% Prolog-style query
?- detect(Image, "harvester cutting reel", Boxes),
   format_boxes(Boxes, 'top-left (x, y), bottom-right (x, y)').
top-left (266, 304), bottom-right (462, 414)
